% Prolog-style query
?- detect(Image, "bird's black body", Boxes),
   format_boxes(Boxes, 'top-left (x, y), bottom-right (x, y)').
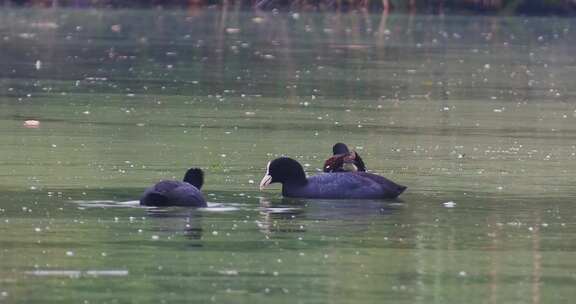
top-left (140, 168), bottom-right (207, 207)
top-left (261, 157), bottom-right (405, 199)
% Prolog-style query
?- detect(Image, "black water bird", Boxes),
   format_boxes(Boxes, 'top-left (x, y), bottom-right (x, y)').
top-left (140, 168), bottom-right (207, 207)
top-left (323, 143), bottom-right (367, 173)
top-left (260, 157), bottom-right (405, 199)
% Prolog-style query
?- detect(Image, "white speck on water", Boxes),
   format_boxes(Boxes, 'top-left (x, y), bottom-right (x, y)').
top-left (458, 271), bottom-right (467, 277)
top-left (65, 251), bottom-right (75, 257)
top-left (51, 144), bottom-right (57, 148)
top-left (248, 179), bottom-right (254, 184)
top-left (35, 60), bottom-right (42, 70)
top-left (23, 120), bottom-right (40, 128)
top-left (34, 227), bottom-right (42, 232)
top-left (252, 17), bottom-right (264, 24)
top-left (212, 231), bottom-right (219, 236)
top-left (151, 235), bottom-right (159, 240)
top-left (443, 201), bottom-right (456, 208)
top-left (1, 291), bottom-right (7, 297)
top-left (273, 271), bottom-right (279, 276)
top-left (226, 28), bottom-right (240, 34)
top-left (110, 24), bottom-right (122, 32)
top-left (82, 111), bottom-right (90, 115)
top-left (219, 270), bottom-right (239, 276)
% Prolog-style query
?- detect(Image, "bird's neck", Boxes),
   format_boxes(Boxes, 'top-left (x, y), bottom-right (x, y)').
top-left (282, 179), bottom-right (307, 196)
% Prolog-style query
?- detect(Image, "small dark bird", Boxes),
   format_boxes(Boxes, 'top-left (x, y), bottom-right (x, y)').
top-left (260, 157), bottom-right (406, 199)
top-left (140, 168), bottom-right (207, 207)
top-left (323, 143), bottom-right (366, 173)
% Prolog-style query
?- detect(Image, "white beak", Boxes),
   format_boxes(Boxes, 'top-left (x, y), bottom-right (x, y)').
top-left (259, 161), bottom-right (272, 191)
top-left (259, 174), bottom-right (272, 191)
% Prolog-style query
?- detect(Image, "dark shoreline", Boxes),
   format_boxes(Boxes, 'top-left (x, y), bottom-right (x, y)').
top-left (3, 0), bottom-right (576, 17)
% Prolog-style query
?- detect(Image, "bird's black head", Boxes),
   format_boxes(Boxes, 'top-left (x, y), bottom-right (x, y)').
top-left (332, 143), bottom-right (350, 155)
top-left (259, 157), bottom-right (307, 190)
top-left (183, 168), bottom-right (204, 189)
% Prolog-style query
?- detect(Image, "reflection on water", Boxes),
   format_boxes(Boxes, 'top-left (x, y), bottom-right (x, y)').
top-left (146, 208), bottom-right (205, 241)
top-left (1, 7), bottom-right (576, 304)
top-left (257, 196), bottom-right (399, 237)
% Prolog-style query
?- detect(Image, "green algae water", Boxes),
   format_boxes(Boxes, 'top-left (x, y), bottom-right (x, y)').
top-left (1, 8), bottom-right (576, 303)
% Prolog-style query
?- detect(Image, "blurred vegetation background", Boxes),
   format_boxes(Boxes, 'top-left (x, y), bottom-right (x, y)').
top-left (2, 0), bottom-right (576, 16)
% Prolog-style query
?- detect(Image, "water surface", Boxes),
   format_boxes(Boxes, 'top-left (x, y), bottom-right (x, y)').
top-left (1, 8), bottom-right (576, 303)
